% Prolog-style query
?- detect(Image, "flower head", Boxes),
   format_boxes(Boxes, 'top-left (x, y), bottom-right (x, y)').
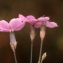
top-left (26, 15), bottom-right (37, 25)
top-left (0, 18), bottom-right (26, 52)
top-left (35, 16), bottom-right (58, 28)
top-left (0, 18), bottom-right (26, 32)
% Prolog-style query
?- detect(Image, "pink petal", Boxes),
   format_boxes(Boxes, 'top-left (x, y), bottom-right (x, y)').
top-left (26, 15), bottom-right (36, 20)
top-left (26, 15), bottom-right (36, 24)
top-left (37, 17), bottom-right (50, 22)
top-left (18, 14), bottom-right (28, 22)
top-left (18, 14), bottom-right (25, 19)
top-left (0, 20), bottom-right (9, 32)
top-left (46, 21), bottom-right (58, 28)
top-left (34, 22), bottom-right (42, 28)
top-left (9, 18), bottom-right (25, 31)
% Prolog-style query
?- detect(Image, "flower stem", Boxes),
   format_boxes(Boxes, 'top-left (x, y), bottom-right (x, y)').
top-left (13, 51), bottom-right (17, 63)
top-left (38, 39), bottom-right (43, 63)
top-left (30, 25), bottom-right (35, 63)
top-left (38, 25), bottom-right (45, 63)
top-left (10, 32), bottom-right (17, 63)
top-left (30, 40), bottom-right (33, 63)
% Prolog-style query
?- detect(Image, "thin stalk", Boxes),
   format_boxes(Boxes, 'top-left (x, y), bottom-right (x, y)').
top-left (30, 25), bottom-right (35, 63)
top-left (30, 40), bottom-right (33, 63)
top-left (38, 39), bottom-right (43, 63)
top-left (13, 51), bottom-right (17, 63)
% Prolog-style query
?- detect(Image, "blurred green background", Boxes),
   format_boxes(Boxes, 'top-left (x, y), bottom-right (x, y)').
top-left (0, 0), bottom-right (63, 63)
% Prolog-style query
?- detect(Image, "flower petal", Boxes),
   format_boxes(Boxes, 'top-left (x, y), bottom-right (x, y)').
top-left (18, 14), bottom-right (25, 19)
top-left (9, 18), bottom-right (25, 31)
top-left (18, 14), bottom-right (28, 22)
top-left (37, 17), bottom-right (50, 22)
top-left (0, 20), bottom-right (9, 32)
top-left (46, 21), bottom-right (58, 28)
top-left (26, 15), bottom-right (36, 24)
top-left (26, 15), bottom-right (36, 20)
top-left (34, 22), bottom-right (42, 28)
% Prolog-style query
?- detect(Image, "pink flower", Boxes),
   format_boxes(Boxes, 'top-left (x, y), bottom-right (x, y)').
top-left (26, 15), bottom-right (58, 28)
top-left (0, 18), bottom-right (26, 32)
top-left (26, 15), bottom-right (37, 25)
top-left (26, 15), bottom-right (36, 63)
top-left (0, 18), bottom-right (26, 52)
top-left (35, 16), bottom-right (58, 28)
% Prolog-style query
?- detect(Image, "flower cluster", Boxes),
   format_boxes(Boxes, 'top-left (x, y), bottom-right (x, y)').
top-left (0, 14), bottom-right (58, 32)
top-left (0, 14), bottom-right (58, 63)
